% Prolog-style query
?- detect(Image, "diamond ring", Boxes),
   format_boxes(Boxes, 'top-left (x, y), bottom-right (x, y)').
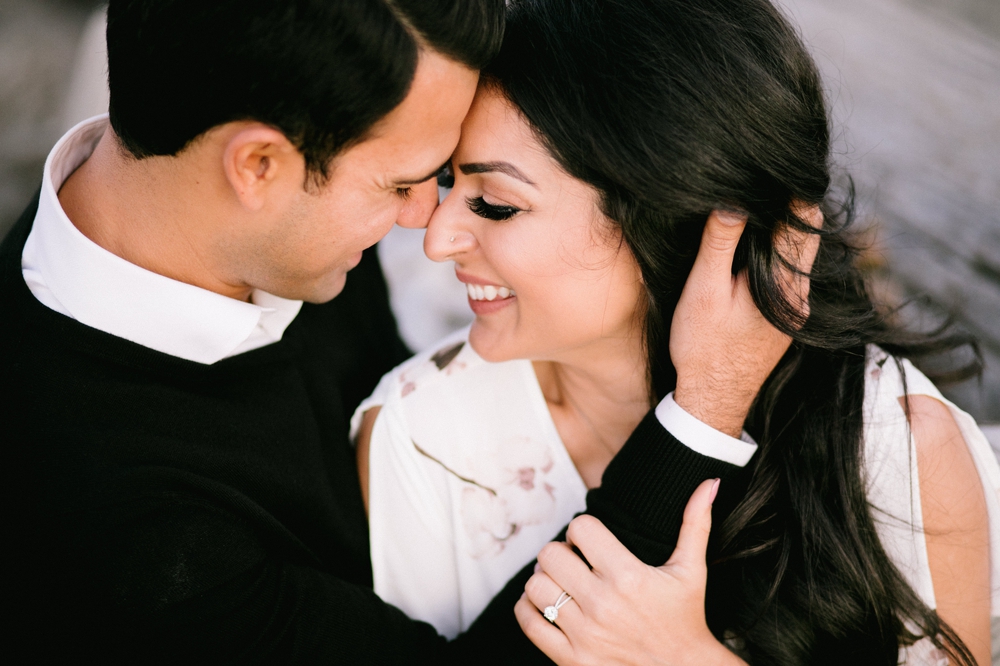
top-left (543, 591), bottom-right (572, 623)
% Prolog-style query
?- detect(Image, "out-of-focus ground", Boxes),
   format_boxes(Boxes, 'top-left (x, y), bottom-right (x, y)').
top-left (780, 0), bottom-right (1000, 423)
top-left (0, 0), bottom-right (103, 230)
top-left (0, 0), bottom-right (997, 432)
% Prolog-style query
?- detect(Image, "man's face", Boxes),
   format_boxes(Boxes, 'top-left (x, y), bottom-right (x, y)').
top-left (243, 51), bottom-right (478, 303)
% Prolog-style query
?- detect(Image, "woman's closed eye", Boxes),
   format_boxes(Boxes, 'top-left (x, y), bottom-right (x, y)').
top-left (466, 196), bottom-right (522, 221)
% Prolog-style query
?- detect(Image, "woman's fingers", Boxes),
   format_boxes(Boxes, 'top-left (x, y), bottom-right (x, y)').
top-left (662, 478), bottom-right (719, 573)
top-left (515, 592), bottom-right (573, 663)
top-left (535, 539), bottom-right (595, 601)
top-left (521, 489), bottom-right (732, 665)
top-left (562, 515), bottom-right (634, 580)
top-left (523, 569), bottom-right (583, 629)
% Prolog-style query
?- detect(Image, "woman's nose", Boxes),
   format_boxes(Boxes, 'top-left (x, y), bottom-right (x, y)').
top-left (424, 192), bottom-right (474, 263)
top-left (395, 179), bottom-right (440, 229)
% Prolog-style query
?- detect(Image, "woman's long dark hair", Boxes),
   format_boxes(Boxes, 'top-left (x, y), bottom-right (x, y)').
top-left (486, 0), bottom-right (982, 663)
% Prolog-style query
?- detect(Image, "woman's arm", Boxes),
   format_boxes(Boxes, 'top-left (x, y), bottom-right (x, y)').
top-left (355, 406), bottom-right (381, 515)
top-left (907, 395), bottom-right (991, 665)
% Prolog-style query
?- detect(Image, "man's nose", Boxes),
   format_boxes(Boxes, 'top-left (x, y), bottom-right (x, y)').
top-left (396, 179), bottom-right (440, 229)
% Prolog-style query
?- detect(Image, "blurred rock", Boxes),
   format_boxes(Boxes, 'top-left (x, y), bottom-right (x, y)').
top-left (0, 0), bottom-right (103, 237)
top-left (61, 6), bottom-right (108, 131)
top-left (784, 0), bottom-right (1000, 421)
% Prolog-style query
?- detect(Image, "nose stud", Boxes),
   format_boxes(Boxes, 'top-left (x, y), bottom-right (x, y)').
top-left (449, 236), bottom-right (456, 243)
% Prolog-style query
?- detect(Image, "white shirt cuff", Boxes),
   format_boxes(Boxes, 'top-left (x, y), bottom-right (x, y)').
top-left (654, 392), bottom-right (758, 467)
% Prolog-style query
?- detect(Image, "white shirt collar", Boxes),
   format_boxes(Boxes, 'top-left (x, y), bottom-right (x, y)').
top-left (21, 114), bottom-right (303, 365)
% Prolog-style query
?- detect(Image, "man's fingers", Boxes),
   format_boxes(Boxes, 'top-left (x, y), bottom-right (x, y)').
top-left (775, 203), bottom-right (823, 324)
top-left (663, 478), bottom-right (718, 572)
top-left (688, 209), bottom-right (749, 291)
top-left (780, 203), bottom-right (823, 273)
top-left (515, 593), bottom-right (573, 662)
top-left (795, 201), bottom-right (824, 232)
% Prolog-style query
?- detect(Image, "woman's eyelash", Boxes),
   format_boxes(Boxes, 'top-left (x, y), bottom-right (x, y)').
top-left (466, 196), bottom-right (521, 221)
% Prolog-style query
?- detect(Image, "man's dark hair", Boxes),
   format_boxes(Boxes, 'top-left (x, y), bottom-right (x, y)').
top-left (106, 0), bottom-right (504, 178)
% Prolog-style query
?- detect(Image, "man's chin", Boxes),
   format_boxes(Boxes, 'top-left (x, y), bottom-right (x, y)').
top-left (259, 269), bottom-right (349, 305)
top-left (300, 271), bottom-right (349, 305)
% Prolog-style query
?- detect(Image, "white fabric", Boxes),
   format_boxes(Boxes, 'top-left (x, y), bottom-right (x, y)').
top-left (353, 328), bottom-right (589, 637)
top-left (21, 114), bottom-right (303, 365)
top-left (862, 348), bottom-right (1000, 665)
top-left (355, 335), bottom-right (1000, 661)
top-left (655, 392), bottom-right (758, 466)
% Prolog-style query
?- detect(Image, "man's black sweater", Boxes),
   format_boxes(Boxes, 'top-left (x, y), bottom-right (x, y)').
top-left (2, 193), bottom-right (743, 663)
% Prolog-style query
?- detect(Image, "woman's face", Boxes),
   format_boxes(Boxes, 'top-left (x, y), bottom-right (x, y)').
top-left (425, 85), bottom-right (644, 363)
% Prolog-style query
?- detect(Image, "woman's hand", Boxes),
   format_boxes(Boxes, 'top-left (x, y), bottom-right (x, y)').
top-left (516, 479), bottom-right (746, 666)
top-left (670, 207), bottom-right (822, 437)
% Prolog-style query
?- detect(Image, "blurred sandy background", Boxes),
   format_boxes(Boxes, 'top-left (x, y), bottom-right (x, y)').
top-left (0, 0), bottom-right (997, 434)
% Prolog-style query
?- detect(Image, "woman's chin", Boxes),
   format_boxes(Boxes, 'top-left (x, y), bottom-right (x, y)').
top-left (468, 322), bottom-right (521, 364)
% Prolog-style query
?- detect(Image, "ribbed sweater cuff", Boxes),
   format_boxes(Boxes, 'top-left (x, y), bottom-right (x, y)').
top-left (585, 410), bottom-right (746, 565)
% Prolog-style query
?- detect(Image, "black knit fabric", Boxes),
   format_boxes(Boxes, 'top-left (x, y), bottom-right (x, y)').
top-left (3, 192), bottom-right (747, 664)
top-left (587, 411), bottom-right (748, 565)
top-left (450, 413), bottom-right (750, 666)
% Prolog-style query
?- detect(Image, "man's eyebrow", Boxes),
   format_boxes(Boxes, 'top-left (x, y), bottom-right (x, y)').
top-left (458, 161), bottom-right (537, 187)
top-left (394, 161), bottom-right (451, 186)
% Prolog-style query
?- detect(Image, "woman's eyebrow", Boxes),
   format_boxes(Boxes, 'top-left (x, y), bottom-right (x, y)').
top-left (458, 161), bottom-right (537, 187)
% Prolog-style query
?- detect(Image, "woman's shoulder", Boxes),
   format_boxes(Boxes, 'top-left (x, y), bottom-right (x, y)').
top-left (861, 345), bottom-right (952, 476)
top-left (863, 345), bottom-right (943, 406)
top-left (351, 327), bottom-right (469, 438)
top-left (349, 327), bottom-right (532, 440)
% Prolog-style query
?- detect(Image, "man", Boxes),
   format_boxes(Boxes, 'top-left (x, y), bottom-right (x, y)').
top-left (3, 1), bottom-right (794, 662)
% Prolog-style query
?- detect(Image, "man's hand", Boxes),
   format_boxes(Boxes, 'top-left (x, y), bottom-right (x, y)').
top-left (670, 207), bottom-right (822, 437)
top-left (515, 479), bottom-right (746, 666)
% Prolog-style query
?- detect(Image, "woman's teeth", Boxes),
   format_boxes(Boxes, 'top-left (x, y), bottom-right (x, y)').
top-left (467, 283), bottom-right (515, 301)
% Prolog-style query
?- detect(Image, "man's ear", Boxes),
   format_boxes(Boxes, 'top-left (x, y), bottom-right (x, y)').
top-left (222, 125), bottom-right (303, 212)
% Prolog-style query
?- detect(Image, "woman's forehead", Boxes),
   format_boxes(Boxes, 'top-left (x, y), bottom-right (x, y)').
top-left (457, 88), bottom-right (563, 182)
top-left (461, 89), bottom-right (537, 152)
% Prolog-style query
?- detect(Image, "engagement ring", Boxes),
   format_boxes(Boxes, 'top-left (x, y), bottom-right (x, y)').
top-left (543, 591), bottom-right (572, 623)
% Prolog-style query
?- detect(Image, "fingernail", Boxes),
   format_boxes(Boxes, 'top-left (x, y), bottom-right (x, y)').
top-left (709, 478), bottom-right (721, 505)
top-left (715, 208), bottom-right (747, 226)
top-left (534, 562), bottom-right (541, 574)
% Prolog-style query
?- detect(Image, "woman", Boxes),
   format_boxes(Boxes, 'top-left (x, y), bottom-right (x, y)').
top-left (353, 0), bottom-right (999, 662)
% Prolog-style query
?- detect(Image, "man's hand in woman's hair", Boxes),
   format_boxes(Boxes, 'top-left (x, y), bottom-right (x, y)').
top-left (516, 479), bottom-right (746, 666)
top-left (669, 206), bottom-right (823, 438)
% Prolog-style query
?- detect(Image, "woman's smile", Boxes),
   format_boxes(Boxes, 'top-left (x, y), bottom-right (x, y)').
top-left (458, 270), bottom-right (517, 314)
top-left (425, 86), bottom-right (644, 365)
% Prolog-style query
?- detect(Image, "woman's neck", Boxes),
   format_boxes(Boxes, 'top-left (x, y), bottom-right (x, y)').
top-left (533, 334), bottom-right (650, 489)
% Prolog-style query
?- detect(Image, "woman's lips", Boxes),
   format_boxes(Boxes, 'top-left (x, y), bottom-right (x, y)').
top-left (467, 290), bottom-right (516, 315)
top-left (465, 283), bottom-right (514, 302)
top-left (457, 272), bottom-right (516, 315)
